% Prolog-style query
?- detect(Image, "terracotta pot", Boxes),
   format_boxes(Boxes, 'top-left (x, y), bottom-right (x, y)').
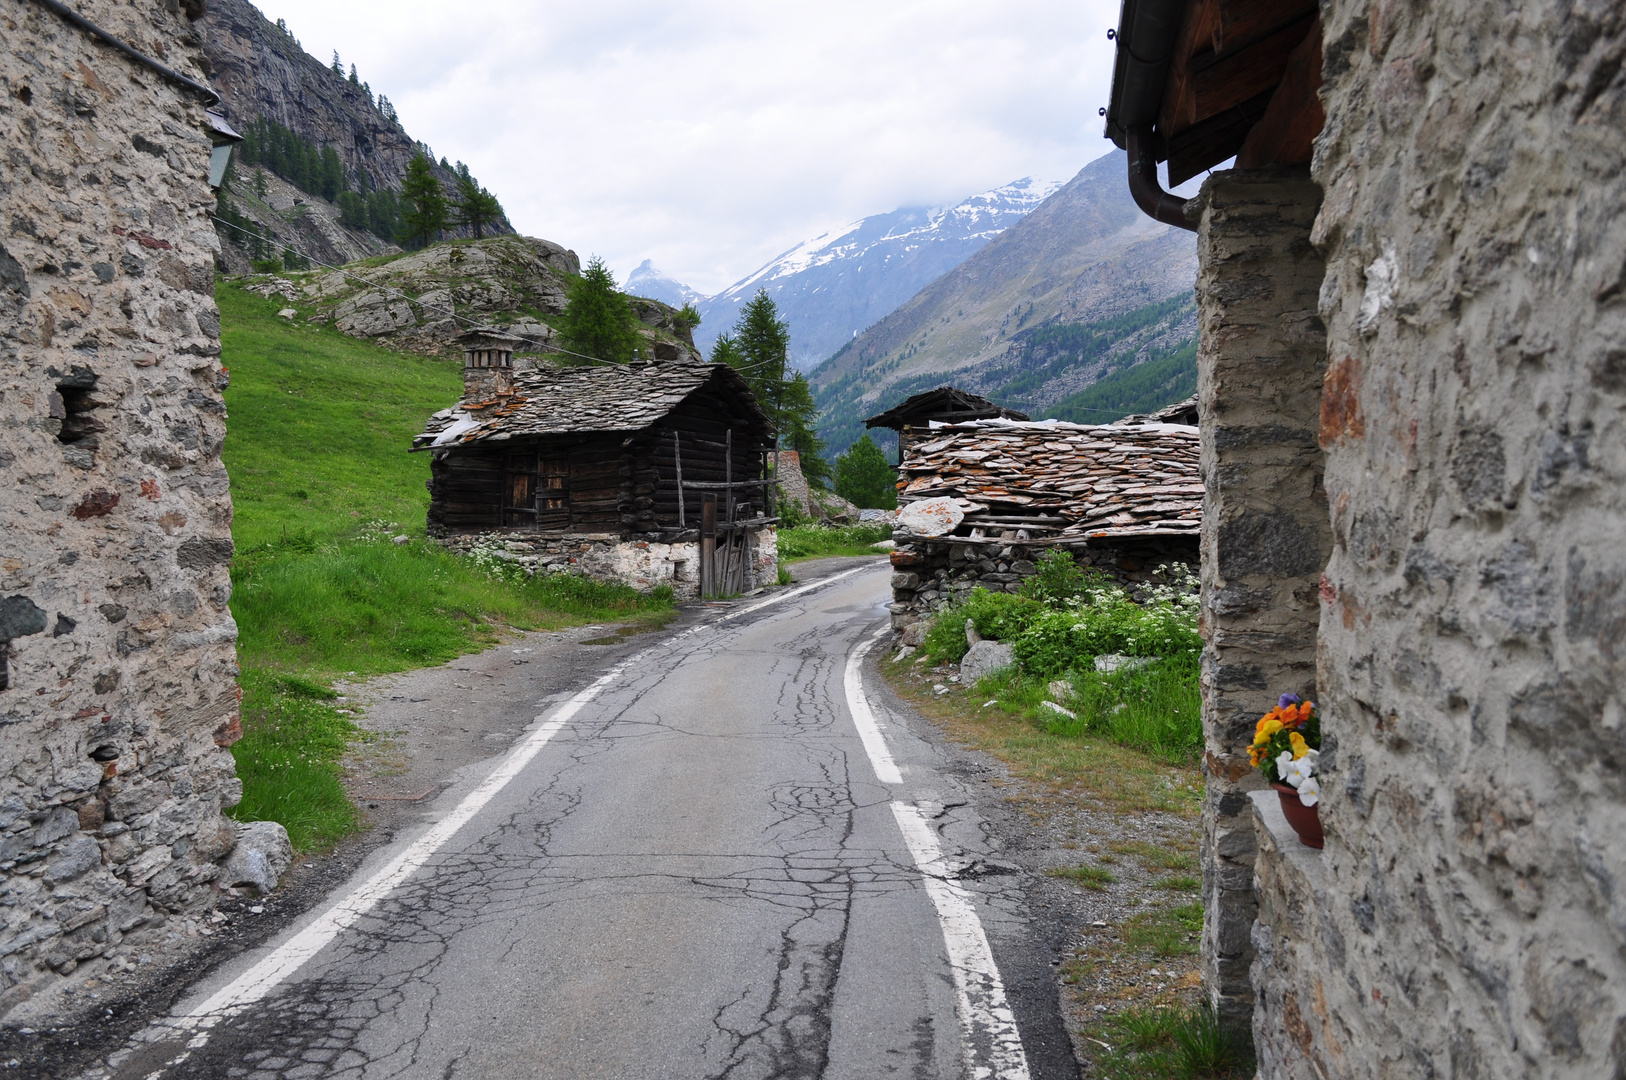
top-left (1271, 783), bottom-right (1324, 849)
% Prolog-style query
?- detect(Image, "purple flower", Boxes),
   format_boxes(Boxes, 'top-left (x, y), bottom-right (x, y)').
top-left (1278, 692), bottom-right (1302, 709)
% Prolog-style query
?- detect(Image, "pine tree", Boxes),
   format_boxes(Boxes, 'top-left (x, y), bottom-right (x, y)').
top-left (331, 51), bottom-right (343, 77)
top-left (451, 174), bottom-right (504, 239)
top-left (557, 257), bottom-right (640, 364)
top-left (348, 63), bottom-right (360, 86)
top-left (834, 434), bottom-right (898, 509)
top-left (399, 154), bottom-right (447, 249)
top-left (730, 290), bottom-right (791, 425)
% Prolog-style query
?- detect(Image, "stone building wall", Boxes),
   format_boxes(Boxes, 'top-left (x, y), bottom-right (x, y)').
top-left (1190, 170), bottom-right (1330, 1029)
top-left (0, 0), bottom-right (241, 1012)
top-left (440, 528), bottom-right (779, 600)
top-left (1245, 1), bottom-right (1626, 1075)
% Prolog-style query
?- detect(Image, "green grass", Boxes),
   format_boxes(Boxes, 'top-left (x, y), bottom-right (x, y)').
top-left (1124, 901), bottom-right (1204, 957)
top-left (230, 670), bottom-right (362, 851)
top-left (971, 657), bottom-right (1201, 763)
top-left (219, 283), bottom-right (675, 851)
top-left (1083, 1005), bottom-right (1254, 1080)
top-left (776, 523), bottom-right (892, 563)
top-left (1049, 864), bottom-right (1117, 890)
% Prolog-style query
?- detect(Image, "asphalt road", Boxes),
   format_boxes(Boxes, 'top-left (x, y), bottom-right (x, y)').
top-left (105, 563), bottom-right (1076, 1080)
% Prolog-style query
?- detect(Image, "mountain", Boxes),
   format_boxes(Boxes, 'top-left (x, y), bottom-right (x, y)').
top-left (809, 151), bottom-right (1200, 455)
top-left (202, 0), bottom-right (513, 269)
top-left (694, 177), bottom-right (1062, 368)
top-left (625, 261), bottom-right (705, 309)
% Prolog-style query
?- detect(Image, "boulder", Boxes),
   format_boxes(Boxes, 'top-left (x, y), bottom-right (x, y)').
top-left (896, 497), bottom-right (964, 537)
top-left (901, 618), bottom-right (933, 648)
top-left (221, 820), bottom-right (294, 895)
top-left (959, 640), bottom-right (1014, 683)
top-left (1047, 679), bottom-right (1074, 702)
top-left (965, 619), bottom-right (982, 646)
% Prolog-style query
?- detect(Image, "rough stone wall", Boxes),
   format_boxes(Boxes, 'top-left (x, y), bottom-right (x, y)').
top-left (1246, 0), bottom-right (1626, 1075)
top-left (887, 536), bottom-right (1199, 632)
top-left (0, 0), bottom-right (241, 1012)
top-left (1192, 170), bottom-right (1329, 1029)
top-left (441, 529), bottom-right (779, 599)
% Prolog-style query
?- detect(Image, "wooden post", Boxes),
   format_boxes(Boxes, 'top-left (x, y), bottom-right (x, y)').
top-left (725, 428), bottom-right (734, 524)
top-left (674, 430), bottom-right (685, 527)
top-left (767, 450), bottom-right (775, 517)
top-left (700, 494), bottom-right (717, 597)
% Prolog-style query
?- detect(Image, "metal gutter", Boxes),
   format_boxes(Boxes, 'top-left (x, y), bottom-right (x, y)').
top-left (24, 0), bottom-right (221, 106)
top-left (1102, 0), bottom-right (1197, 232)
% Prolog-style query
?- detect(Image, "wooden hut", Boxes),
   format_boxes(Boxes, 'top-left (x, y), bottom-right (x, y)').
top-left (414, 348), bottom-right (778, 595)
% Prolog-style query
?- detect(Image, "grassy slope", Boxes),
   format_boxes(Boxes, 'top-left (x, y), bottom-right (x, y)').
top-left (220, 283), bottom-right (456, 548)
top-left (219, 283), bottom-right (672, 849)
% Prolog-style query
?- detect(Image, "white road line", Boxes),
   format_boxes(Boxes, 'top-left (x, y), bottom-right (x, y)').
top-left (841, 631), bottom-right (1032, 1080)
top-left (844, 630), bottom-right (903, 784)
top-left (136, 562), bottom-right (884, 1070)
top-left (890, 803), bottom-right (1032, 1080)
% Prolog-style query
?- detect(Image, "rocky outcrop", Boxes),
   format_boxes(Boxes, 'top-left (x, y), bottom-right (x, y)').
top-left (202, 0), bottom-right (507, 215)
top-left (214, 166), bottom-right (394, 275)
top-left (253, 237), bottom-right (701, 362)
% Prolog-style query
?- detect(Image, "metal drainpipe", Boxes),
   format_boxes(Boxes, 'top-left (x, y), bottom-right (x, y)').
top-left (1127, 126), bottom-right (1197, 233)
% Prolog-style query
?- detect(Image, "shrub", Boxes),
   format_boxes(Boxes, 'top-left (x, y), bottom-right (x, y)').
top-left (921, 588), bottom-right (1042, 663)
top-left (1012, 590), bottom-right (1200, 676)
top-left (1019, 549), bottom-right (1104, 606)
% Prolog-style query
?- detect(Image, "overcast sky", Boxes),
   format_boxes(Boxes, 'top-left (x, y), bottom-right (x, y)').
top-left (260, 0), bottom-right (1122, 296)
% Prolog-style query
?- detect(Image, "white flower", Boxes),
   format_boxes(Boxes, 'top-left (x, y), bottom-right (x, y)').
top-left (1296, 776), bottom-right (1321, 807)
top-left (1279, 750), bottom-right (1320, 789)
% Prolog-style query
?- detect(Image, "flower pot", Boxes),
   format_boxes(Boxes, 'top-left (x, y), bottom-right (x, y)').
top-left (1271, 783), bottom-right (1324, 849)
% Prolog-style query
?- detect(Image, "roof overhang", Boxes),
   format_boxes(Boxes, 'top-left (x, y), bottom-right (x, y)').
top-left (1103, 0), bottom-right (1325, 228)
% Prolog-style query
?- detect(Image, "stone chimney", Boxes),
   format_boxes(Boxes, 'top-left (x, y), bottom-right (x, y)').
top-left (458, 329), bottom-right (522, 402)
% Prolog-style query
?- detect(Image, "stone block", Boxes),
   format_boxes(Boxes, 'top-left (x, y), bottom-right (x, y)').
top-left (220, 821), bottom-right (293, 895)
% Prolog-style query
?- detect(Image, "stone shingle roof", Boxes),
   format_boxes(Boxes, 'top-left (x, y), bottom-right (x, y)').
top-left (897, 418), bottom-right (1201, 540)
top-left (413, 361), bottom-right (772, 449)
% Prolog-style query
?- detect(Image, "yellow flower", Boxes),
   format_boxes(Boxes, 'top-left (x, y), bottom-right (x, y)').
top-left (1289, 732), bottom-right (1309, 759)
top-left (1260, 718), bottom-right (1283, 738)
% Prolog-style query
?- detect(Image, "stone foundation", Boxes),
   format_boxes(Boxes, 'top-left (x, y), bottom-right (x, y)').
top-left (0, 0), bottom-right (243, 1014)
top-left (441, 528), bottom-right (779, 600)
top-left (887, 535), bottom-right (1198, 630)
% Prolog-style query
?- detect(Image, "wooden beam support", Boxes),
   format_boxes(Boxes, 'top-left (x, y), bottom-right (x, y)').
top-left (1236, 16), bottom-right (1325, 168)
top-left (1192, 12), bottom-right (1316, 123)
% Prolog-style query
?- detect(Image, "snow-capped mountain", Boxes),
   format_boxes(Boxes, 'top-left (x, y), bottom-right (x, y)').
top-left (624, 260), bottom-right (705, 309)
top-left (691, 177), bottom-right (1063, 369)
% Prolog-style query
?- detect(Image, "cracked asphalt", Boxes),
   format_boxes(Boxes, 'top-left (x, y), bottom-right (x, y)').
top-left (97, 562), bottom-right (1078, 1080)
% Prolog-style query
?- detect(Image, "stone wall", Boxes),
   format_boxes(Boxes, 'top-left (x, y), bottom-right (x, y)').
top-left (1191, 170), bottom-right (1330, 1030)
top-left (1245, 0), bottom-right (1626, 1075)
top-left (887, 535), bottom-right (1199, 632)
top-left (441, 528), bottom-right (779, 600)
top-left (0, 0), bottom-right (242, 1012)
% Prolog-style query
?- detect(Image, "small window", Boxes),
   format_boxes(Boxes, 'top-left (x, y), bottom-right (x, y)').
top-left (504, 453), bottom-right (568, 527)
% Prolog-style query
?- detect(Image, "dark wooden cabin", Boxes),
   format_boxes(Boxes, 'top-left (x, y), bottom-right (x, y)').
top-left (864, 386), bottom-right (1029, 465)
top-left (414, 344), bottom-right (776, 540)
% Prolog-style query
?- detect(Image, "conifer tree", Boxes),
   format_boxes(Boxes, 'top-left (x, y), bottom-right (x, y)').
top-left (451, 174), bottom-right (504, 239)
top-left (780, 373), bottom-right (831, 488)
top-left (348, 63), bottom-right (360, 86)
top-left (834, 434), bottom-right (898, 509)
top-left (557, 257), bottom-right (640, 363)
top-left (722, 291), bottom-right (821, 459)
top-left (331, 51), bottom-right (343, 77)
top-left (399, 154), bottom-right (447, 249)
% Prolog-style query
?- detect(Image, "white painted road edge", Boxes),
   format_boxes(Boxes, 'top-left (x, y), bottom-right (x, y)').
top-left (134, 562), bottom-right (882, 1073)
top-left (843, 626), bottom-right (1033, 1080)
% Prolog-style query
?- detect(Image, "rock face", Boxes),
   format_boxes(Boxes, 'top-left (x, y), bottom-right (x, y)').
top-left (220, 821), bottom-right (292, 895)
top-left (202, 0), bottom-right (507, 214)
top-left (1, 0), bottom-right (243, 1009)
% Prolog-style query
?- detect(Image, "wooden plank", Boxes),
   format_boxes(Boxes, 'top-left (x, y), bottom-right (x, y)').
top-left (1192, 12), bottom-right (1316, 122)
top-left (1212, 0), bottom-right (1317, 56)
top-left (1236, 15), bottom-right (1324, 167)
top-left (1159, 0), bottom-right (1221, 134)
top-left (1166, 88), bottom-right (1275, 186)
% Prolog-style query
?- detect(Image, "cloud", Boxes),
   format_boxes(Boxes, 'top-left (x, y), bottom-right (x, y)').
top-left (258, 0), bottom-right (1121, 294)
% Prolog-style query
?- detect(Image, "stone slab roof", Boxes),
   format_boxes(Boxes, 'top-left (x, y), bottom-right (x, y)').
top-left (896, 418), bottom-right (1201, 541)
top-left (414, 360), bottom-right (772, 449)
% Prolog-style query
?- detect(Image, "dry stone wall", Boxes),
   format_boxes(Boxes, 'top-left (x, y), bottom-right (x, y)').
top-left (0, 0), bottom-right (241, 1012)
top-left (1245, 0), bottom-right (1626, 1075)
top-left (1191, 170), bottom-right (1330, 1030)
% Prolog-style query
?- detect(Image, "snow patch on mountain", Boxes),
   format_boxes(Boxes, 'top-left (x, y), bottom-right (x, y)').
top-left (624, 260), bottom-right (705, 309)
